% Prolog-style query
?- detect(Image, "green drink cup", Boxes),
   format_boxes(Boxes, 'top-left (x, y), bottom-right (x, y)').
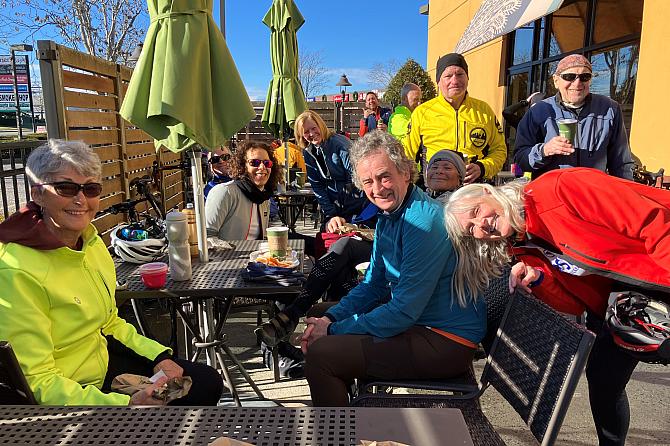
top-left (266, 226), bottom-right (289, 260)
top-left (557, 118), bottom-right (578, 144)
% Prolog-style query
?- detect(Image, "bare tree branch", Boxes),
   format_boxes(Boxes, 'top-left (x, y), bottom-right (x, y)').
top-left (298, 48), bottom-right (328, 98)
top-left (368, 59), bottom-right (402, 90)
top-left (0, 0), bottom-right (147, 64)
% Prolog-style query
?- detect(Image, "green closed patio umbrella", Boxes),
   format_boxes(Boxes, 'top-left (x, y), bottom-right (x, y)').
top-left (120, 0), bottom-right (255, 264)
top-left (261, 0), bottom-right (308, 184)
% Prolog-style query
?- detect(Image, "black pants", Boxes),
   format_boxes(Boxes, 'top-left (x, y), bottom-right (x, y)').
top-left (585, 312), bottom-right (639, 446)
top-left (102, 337), bottom-right (223, 406)
top-left (284, 237), bottom-right (372, 321)
top-left (303, 302), bottom-right (475, 407)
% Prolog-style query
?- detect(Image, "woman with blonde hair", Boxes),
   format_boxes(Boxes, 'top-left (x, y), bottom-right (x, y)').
top-left (445, 167), bottom-right (670, 446)
top-left (294, 110), bottom-right (367, 231)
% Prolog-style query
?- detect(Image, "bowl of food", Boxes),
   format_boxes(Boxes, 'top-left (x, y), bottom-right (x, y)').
top-left (249, 250), bottom-right (300, 269)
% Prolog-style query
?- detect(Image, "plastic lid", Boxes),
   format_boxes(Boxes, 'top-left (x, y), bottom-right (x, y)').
top-left (139, 262), bottom-right (168, 273)
top-left (186, 203), bottom-right (194, 209)
top-left (166, 210), bottom-right (187, 221)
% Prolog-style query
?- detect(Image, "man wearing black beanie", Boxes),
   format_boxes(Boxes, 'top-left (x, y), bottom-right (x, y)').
top-left (405, 52), bottom-right (506, 184)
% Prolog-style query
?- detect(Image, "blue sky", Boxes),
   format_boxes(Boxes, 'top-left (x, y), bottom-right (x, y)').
top-left (4, 0), bottom-right (429, 100)
top-left (220, 0), bottom-right (429, 99)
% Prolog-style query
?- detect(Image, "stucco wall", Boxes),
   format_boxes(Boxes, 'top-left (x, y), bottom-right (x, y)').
top-left (426, 0), bottom-right (506, 115)
top-left (629, 0), bottom-right (670, 170)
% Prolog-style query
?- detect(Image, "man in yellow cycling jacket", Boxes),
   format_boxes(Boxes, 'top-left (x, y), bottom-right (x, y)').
top-left (406, 53), bottom-right (506, 184)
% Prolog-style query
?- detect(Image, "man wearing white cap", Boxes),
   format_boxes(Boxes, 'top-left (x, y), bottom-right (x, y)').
top-left (514, 54), bottom-right (633, 179)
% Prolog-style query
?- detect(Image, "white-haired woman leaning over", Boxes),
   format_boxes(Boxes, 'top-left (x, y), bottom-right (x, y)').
top-left (444, 167), bottom-right (670, 446)
top-left (0, 140), bottom-right (223, 406)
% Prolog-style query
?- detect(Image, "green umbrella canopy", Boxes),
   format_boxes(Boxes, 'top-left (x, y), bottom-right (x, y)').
top-left (120, 0), bottom-right (255, 152)
top-left (261, 0), bottom-right (308, 139)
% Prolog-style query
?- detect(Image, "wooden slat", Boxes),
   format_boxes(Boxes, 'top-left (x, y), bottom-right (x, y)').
top-left (127, 142), bottom-right (157, 158)
top-left (165, 194), bottom-right (184, 212)
top-left (101, 160), bottom-right (122, 178)
top-left (69, 129), bottom-right (120, 146)
top-left (65, 110), bottom-right (117, 128)
top-left (102, 177), bottom-right (123, 196)
top-left (161, 151), bottom-right (182, 163)
top-left (63, 90), bottom-right (117, 110)
top-left (59, 44), bottom-right (118, 77)
top-left (127, 170), bottom-right (152, 183)
top-left (125, 128), bottom-right (151, 143)
top-left (163, 181), bottom-right (183, 198)
top-left (94, 145), bottom-right (123, 163)
top-left (99, 192), bottom-right (124, 212)
top-left (63, 69), bottom-right (115, 94)
top-left (163, 170), bottom-right (183, 185)
top-left (94, 211), bottom-right (125, 234)
top-left (126, 156), bottom-right (155, 172)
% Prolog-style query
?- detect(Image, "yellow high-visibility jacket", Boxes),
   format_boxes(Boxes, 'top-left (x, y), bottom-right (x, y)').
top-left (406, 94), bottom-right (507, 179)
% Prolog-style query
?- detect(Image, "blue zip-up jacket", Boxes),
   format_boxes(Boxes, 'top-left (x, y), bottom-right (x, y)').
top-left (303, 133), bottom-right (367, 220)
top-left (513, 93), bottom-right (634, 179)
top-left (325, 185), bottom-right (486, 343)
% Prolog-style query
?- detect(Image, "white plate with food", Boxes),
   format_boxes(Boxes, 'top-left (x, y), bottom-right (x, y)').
top-left (249, 250), bottom-right (300, 269)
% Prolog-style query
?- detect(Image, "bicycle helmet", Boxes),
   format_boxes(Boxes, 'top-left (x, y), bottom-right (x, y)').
top-left (110, 224), bottom-right (167, 263)
top-left (606, 291), bottom-right (670, 364)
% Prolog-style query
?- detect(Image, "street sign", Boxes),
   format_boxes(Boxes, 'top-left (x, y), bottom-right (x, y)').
top-left (0, 55), bottom-right (32, 113)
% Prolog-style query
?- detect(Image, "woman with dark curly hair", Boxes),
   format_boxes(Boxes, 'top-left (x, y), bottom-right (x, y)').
top-left (205, 141), bottom-right (282, 240)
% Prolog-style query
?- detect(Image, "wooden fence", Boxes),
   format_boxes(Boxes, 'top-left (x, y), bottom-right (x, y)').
top-left (233, 101), bottom-right (368, 144)
top-left (37, 40), bottom-right (186, 244)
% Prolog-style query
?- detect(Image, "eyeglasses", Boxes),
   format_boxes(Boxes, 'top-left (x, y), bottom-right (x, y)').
top-left (210, 154), bottom-right (231, 164)
top-left (247, 159), bottom-right (273, 168)
top-left (37, 181), bottom-right (103, 198)
top-left (559, 72), bottom-right (592, 83)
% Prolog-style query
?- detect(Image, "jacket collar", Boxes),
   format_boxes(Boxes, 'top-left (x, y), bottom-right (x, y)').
top-left (382, 183), bottom-right (415, 221)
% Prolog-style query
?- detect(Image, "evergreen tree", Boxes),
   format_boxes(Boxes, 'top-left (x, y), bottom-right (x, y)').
top-left (384, 59), bottom-right (437, 108)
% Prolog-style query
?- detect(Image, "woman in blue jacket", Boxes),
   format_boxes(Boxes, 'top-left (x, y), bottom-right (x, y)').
top-left (294, 110), bottom-right (368, 230)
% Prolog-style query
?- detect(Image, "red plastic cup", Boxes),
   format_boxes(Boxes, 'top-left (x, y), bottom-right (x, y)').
top-left (138, 262), bottom-right (168, 289)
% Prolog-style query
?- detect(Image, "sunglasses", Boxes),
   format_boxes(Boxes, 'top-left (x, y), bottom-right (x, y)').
top-left (559, 72), bottom-right (592, 83)
top-left (37, 181), bottom-right (103, 198)
top-left (210, 154), bottom-right (231, 164)
top-left (247, 159), bottom-right (273, 168)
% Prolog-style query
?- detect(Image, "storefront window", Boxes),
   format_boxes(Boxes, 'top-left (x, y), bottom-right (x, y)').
top-left (593, 0), bottom-right (643, 44)
top-left (535, 18), bottom-right (546, 59)
top-left (512, 24), bottom-right (534, 65)
top-left (547, 0), bottom-right (588, 57)
top-left (543, 61), bottom-right (559, 98)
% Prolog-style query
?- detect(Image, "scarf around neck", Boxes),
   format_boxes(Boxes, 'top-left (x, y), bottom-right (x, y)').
top-left (235, 176), bottom-right (273, 204)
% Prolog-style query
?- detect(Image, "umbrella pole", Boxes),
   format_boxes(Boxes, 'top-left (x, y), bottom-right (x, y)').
top-left (188, 148), bottom-right (209, 263)
top-left (284, 126), bottom-right (290, 189)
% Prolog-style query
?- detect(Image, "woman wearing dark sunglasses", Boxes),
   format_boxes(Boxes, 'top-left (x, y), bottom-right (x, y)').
top-left (0, 139), bottom-right (223, 406)
top-left (205, 140), bottom-right (282, 241)
top-left (514, 54), bottom-right (634, 180)
top-left (204, 146), bottom-right (233, 199)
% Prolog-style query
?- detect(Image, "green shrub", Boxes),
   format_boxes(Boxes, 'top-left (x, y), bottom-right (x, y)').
top-left (384, 59), bottom-right (437, 108)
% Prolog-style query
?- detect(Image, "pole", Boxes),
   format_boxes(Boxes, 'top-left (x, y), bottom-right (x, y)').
top-left (188, 148), bottom-right (209, 263)
top-left (219, 0), bottom-right (226, 38)
top-left (25, 55), bottom-right (36, 133)
top-left (10, 49), bottom-right (22, 140)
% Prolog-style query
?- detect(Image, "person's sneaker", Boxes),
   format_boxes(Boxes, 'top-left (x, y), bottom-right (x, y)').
top-left (261, 341), bottom-right (305, 379)
top-left (255, 312), bottom-right (297, 348)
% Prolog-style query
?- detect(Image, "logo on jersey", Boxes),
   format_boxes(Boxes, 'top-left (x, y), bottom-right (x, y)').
top-left (469, 127), bottom-right (487, 148)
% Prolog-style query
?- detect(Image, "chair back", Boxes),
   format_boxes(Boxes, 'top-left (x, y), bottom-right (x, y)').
top-left (0, 341), bottom-right (38, 404)
top-left (481, 292), bottom-right (595, 446)
top-left (481, 266), bottom-right (512, 354)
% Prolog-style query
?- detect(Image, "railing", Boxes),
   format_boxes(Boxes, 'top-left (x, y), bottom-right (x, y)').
top-left (0, 141), bottom-right (43, 220)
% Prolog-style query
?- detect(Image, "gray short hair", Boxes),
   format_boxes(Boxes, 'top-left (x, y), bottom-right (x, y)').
top-left (26, 139), bottom-right (102, 185)
top-left (349, 130), bottom-right (417, 189)
top-left (400, 82), bottom-right (420, 105)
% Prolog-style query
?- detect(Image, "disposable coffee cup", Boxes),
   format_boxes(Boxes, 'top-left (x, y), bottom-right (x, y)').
top-left (556, 118), bottom-right (578, 144)
top-left (295, 171), bottom-right (306, 188)
top-left (266, 226), bottom-right (289, 260)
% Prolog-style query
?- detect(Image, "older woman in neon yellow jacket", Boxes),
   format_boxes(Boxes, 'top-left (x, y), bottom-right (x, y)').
top-left (0, 140), bottom-right (222, 406)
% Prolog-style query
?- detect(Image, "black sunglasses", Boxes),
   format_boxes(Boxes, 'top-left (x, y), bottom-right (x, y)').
top-left (210, 154), bottom-right (231, 164)
top-left (559, 72), bottom-right (592, 83)
top-left (248, 159), bottom-right (273, 168)
top-left (37, 181), bottom-right (103, 198)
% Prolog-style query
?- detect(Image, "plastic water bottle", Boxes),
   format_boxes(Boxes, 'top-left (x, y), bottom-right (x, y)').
top-left (165, 211), bottom-right (192, 281)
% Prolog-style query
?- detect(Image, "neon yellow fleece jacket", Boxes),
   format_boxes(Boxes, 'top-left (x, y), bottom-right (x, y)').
top-left (406, 93), bottom-right (507, 179)
top-left (0, 208), bottom-right (170, 405)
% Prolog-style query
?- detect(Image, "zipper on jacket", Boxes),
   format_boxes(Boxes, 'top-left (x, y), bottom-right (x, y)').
top-left (559, 243), bottom-right (607, 264)
top-left (454, 108), bottom-right (459, 149)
